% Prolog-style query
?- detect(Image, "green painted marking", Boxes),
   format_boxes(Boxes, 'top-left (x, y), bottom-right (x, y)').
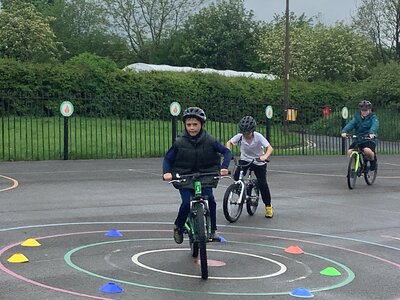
top-left (64, 238), bottom-right (355, 296)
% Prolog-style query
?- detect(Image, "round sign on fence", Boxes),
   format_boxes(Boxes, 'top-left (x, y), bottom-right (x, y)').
top-left (169, 101), bottom-right (181, 116)
top-left (341, 107), bottom-right (348, 120)
top-left (60, 101), bottom-right (74, 117)
top-left (265, 105), bottom-right (273, 119)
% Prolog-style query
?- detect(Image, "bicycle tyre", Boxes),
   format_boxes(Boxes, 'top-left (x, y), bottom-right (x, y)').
top-left (347, 154), bottom-right (358, 189)
top-left (223, 183), bottom-right (244, 223)
top-left (193, 203), bottom-right (208, 279)
top-left (245, 180), bottom-right (259, 216)
top-left (364, 161), bottom-right (378, 185)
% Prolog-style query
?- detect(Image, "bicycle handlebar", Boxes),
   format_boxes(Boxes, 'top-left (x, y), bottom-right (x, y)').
top-left (344, 134), bottom-right (375, 140)
top-left (233, 157), bottom-right (268, 167)
top-left (166, 172), bottom-right (231, 183)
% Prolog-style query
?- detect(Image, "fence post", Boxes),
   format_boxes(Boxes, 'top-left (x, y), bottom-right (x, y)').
top-left (63, 117), bottom-right (69, 160)
top-left (340, 107), bottom-right (349, 155)
top-left (341, 118), bottom-right (346, 155)
top-left (60, 101), bottom-right (74, 160)
top-left (169, 102), bottom-right (181, 145)
top-left (265, 105), bottom-right (273, 142)
top-left (172, 116), bottom-right (177, 144)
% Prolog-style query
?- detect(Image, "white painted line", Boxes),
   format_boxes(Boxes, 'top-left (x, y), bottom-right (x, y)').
top-left (132, 248), bottom-right (287, 280)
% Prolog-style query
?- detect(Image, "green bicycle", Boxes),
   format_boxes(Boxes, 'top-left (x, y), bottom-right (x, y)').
top-left (346, 135), bottom-right (378, 189)
top-left (169, 172), bottom-right (224, 279)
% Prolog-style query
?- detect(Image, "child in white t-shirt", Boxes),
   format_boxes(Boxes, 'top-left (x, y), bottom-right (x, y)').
top-left (226, 116), bottom-right (274, 218)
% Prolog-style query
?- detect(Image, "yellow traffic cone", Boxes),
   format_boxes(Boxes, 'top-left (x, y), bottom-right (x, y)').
top-left (7, 253), bottom-right (29, 263)
top-left (21, 238), bottom-right (41, 247)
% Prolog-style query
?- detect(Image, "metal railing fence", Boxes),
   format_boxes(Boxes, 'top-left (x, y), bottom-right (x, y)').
top-left (1, 93), bottom-right (399, 161)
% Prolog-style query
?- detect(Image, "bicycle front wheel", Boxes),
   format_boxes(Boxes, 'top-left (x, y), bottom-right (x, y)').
top-left (246, 180), bottom-right (259, 216)
top-left (193, 203), bottom-right (208, 279)
top-left (347, 154), bottom-right (358, 189)
top-left (223, 183), bottom-right (244, 223)
top-left (364, 161), bottom-right (378, 185)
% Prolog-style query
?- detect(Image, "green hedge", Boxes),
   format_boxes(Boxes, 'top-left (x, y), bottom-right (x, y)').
top-left (1, 54), bottom-right (399, 120)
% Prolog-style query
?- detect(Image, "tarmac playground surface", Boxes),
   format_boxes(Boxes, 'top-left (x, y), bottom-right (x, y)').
top-left (0, 155), bottom-right (399, 300)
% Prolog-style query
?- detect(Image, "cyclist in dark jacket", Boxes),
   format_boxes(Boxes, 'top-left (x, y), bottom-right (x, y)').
top-left (163, 107), bottom-right (232, 244)
top-left (341, 100), bottom-right (379, 170)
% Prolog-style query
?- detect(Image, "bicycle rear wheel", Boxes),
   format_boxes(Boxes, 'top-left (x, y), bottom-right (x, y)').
top-left (347, 154), bottom-right (358, 189)
top-left (245, 180), bottom-right (259, 216)
top-left (364, 161), bottom-right (378, 185)
top-left (223, 183), bottom-right (244, 223)
top-left (193, 202), bottom-right (208, 279)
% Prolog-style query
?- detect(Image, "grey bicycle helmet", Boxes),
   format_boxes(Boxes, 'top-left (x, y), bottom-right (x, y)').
top-left (359, 100), bottom-right (372, 109)
top-left (239, 116), bottom-right (256, 133)
top-left (182, 107), bottom-right (207, 123)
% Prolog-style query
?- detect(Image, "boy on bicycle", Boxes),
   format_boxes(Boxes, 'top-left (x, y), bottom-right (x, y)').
top-left (226, 116), bottom-right (274, 218)
top-left (341, 100), bottom-right (379, 170)
top-left (163, 107), bottom-right (232, 244)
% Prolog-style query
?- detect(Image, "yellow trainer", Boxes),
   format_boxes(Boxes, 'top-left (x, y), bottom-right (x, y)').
top-left (265, 205), bottom-right (273, 218)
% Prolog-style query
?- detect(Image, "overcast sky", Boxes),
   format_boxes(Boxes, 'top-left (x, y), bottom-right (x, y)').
top-left (243, 0), bottom-right (360, 25)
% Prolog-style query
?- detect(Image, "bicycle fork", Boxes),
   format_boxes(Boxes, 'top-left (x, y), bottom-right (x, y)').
top-left (233, 180), bottom-right (246, 203)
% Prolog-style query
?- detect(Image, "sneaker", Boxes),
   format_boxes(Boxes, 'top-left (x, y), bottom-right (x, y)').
top-left (173, 226), bottom-right (183, 244)
top-left (210, 230), bottom-right (220, 241)
top-left (363, 161), bottom-right (369, 173)
top-left (265, 205), bottom-right (274, 218)
top-left (370, 159), bottom-right (377, 171)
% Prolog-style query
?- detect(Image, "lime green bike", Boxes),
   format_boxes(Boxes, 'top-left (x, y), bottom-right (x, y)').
top-left (346, 135), bottom-right (378, 189)
top-left (170, 172), bottom-right (222, 279)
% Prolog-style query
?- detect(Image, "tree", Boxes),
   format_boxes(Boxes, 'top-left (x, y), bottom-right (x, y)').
top-left (258, 15), bottom-right (375, 81)
top-left (170, 0), bottom-right (264, 71)
top-left (100, 0), bottom-right (208, 62)
top-left (0, 2), bottom-right (65, 62)
top-left (18, 0), bottom-right (131, 65)
top-left (353, 0), bottom-right (400, 62)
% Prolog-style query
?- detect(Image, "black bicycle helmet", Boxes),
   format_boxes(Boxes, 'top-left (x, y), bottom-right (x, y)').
top-left (239, 116), bottom-right (256, 133)
top-left (358, 100), bottom-right (372, 109)
top-left (182, 107), bottom-right (206, 123)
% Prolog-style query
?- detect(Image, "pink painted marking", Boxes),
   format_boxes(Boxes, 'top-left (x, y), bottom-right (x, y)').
top-left (228, 232), bottom-right (400, 269)
top-left (193, 259), bottom-right (226, 267)
top-left (0, 230), bottom-right (169, 299)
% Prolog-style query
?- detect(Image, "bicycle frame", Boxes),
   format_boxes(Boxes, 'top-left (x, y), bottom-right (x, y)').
top-left (351, 150), bottom-right (362, 173)
top-left (184, 180), bottom-right (211, 242)
top-left (346, 135), bottom-right (378, 189)
top-left (223, 158), bottom-right (265, 222)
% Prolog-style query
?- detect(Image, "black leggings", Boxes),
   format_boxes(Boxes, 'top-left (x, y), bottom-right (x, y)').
top-left (234, 160), bottom-right (272, 206)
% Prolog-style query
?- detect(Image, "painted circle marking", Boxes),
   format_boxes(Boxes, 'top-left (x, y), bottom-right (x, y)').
top-left (0, 175), bottom-right (19, 192)
top-left (64, 238), bottom-right (354, 295)
top-left (131, 248), bottom-right (287, 279)
top-left (0, 222), bottom-right (398, 298)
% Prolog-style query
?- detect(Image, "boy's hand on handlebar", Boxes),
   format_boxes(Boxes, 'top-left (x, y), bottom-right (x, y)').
top-left (341, 132), bottom-right (347, 138)
top-left (368, 133), bottom-right (376, 139)
top-left (259, 155), bottom-right (269, 162)
top-left (219, 168), bottom-right (229, 176)
top-left (163, 173), bottom-right (172, 181)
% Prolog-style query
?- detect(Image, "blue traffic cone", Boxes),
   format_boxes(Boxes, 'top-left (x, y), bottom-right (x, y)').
top-left (99, 282), bottom-right (124, 293)
top-left (289, 287), bottom-right (314, 298)
top-left (105, 229), bottom-right (123, 237)
top-left (218, 235), bottom-right (227, 242)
